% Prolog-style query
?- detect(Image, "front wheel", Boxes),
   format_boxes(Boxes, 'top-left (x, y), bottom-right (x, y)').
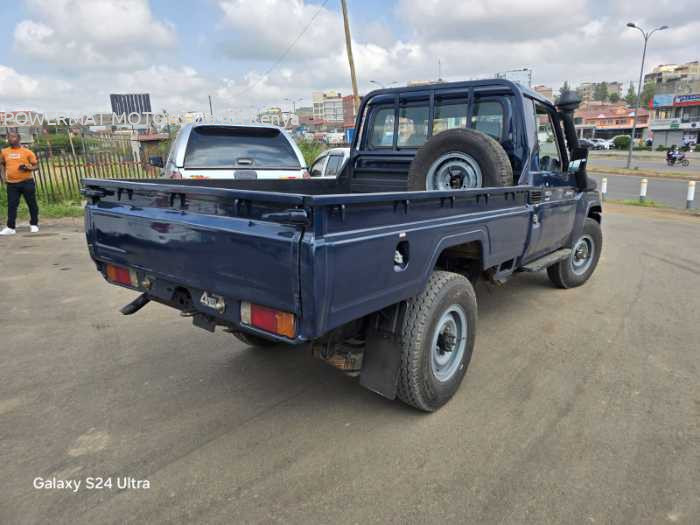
top-left (547, 217), bottom-right (603, 289)
top-left (681, 159), bottom-right (689, 167)
top-left (397, 271), bottom-right (477, 412)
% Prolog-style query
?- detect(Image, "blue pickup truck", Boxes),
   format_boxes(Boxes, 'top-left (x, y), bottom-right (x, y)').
top-left (83, 80), bottom-right (602, 411)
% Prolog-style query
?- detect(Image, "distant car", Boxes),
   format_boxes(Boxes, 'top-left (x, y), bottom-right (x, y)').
top-left (150, 123), bottom-right (308, 180)
top-left (578, 138), bottom-right (595, 149)
top-left (309, 147), bottom-right (350, 178)
top-left (589, 138), bottom-right (611, 150)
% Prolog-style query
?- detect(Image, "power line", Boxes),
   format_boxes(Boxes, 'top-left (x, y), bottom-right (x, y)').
top-left (233, 0), bottom-right (331, 99)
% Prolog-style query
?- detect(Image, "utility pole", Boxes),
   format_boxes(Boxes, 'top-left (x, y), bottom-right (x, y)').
top-left (340, 0), bottom-right (360, 113)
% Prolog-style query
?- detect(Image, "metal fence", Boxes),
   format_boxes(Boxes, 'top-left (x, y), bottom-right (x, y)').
top-left (1, 150), bottom-right (160, 203)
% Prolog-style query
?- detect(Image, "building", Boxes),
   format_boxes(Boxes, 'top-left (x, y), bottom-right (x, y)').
top-left (576, 81), bottom-right (624, 102)
top-left (645, 60), bottom-right (700, 147)
top-left (574, 102), bottom-right (649, 139)
top-left (533, 85), bottom-right (554, 102)
top-left (645, 61), bottom-right (700, 86)
top-left (342, 95), bottom-right (358, 129)
top-left (312, 91), bottom-right (343, 125)
top-left (648, 93), bottom-right (700, 147)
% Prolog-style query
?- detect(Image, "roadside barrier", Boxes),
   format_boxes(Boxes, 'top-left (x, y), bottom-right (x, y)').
top-left (601, 177), bottom-right (607, 201)
top-left (688, 181), bottom-right (696, 210)
top-left (639, 178), bottom-right (648, 203)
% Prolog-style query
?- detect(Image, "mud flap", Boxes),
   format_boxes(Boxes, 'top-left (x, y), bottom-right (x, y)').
top-left (359, 304), bottom-right (405, 400)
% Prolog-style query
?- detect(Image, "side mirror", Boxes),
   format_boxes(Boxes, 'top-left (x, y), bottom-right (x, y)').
top-left (149, 156), bottom-right (164, 168)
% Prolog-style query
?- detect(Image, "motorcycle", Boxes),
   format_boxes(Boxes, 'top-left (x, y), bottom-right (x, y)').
top-left (666, 152), bottom-right (690, 167)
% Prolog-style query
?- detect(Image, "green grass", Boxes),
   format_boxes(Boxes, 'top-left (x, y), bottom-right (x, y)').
top-left (615, 198), bottom-right (665, 208)
top-left (0, 190), bottom-right (83, 221)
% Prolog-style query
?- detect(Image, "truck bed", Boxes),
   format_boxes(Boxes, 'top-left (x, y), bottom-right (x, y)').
top-left (83, 178), bottom-right (534, 341)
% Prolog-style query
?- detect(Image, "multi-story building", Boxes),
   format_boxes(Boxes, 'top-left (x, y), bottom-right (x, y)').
top-left (533, 85), bottom-right (554, 102)
top-left (645, 60), bottom-right (700, 147)
top-left (645, 61), bottom-right (700, 86)
top-left (574, 102), bottom-right (649, 139)
top-left (312, 91), bottom-right (344, 125)
top-left (576, 81), bottom-right (624, 102)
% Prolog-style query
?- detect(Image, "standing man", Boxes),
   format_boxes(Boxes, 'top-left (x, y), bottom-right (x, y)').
top-left (1, 132), bottom-right (40, 235)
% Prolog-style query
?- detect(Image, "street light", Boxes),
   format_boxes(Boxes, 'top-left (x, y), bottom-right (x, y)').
top-left (369, 80), bottom-right (398, 89)
top-left (625, 22), bottom-right (668, 168)
top-left (284, 97), bottom-right (304, 113)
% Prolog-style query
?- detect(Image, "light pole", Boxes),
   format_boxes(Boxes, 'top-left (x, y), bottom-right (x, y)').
top-left (369, 80), bottom-right (398, 90)
top-left (284, 97), bottom-right (304, 113)
top-left (625, 22), bottom-right (668, 168)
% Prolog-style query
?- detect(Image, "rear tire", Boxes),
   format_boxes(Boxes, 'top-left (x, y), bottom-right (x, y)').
top-left (232, 331), bottom-right (278, 348)
top-left (547, 218), bottom-right (602, 289)
top-left (407, 128), bottom-right (513, 191)
top-left (397, 271), bottom-right (477, 412)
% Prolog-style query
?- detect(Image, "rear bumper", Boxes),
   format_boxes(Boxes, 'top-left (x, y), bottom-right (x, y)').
top-left (92, 258), bottom-right (305, 345)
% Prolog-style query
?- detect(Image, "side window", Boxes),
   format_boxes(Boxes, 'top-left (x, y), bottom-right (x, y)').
top-left (397, 105), bottom-right (429, 147)
top-left (534, 103), bottom-right (562, 171)
top-left (433, 102), bottom-right (467, 135)
top-left (310, 155), bottom-right (327, 177)
top-left (368, 107), bottom-right (395, 148)
top-left (325, 155), bottom-right (343, 176)
top-left (472, 100), bottom-right (504, 140)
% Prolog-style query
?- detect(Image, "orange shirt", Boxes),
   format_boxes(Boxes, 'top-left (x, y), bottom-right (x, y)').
top-left (1, 146), bottom-right (38, 183)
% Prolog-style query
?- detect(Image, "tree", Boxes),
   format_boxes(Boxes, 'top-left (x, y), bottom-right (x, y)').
top-left (641, 82), bottom-right (655, 107)
top-left (593, 82), bottom-right (609, 102)
top-left (625, 84), bottom-right (637, 106)
top-left (609, 92), bottom-right (621, 103)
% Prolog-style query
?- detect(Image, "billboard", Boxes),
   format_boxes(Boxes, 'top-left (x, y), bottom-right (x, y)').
top-left (110, 93), bottom-right (152, 115)
top-left (673, 93), bottom-right (700, 107)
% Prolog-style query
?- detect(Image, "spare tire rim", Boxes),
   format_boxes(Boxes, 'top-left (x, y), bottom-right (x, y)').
top-left (430, 305), bottom-right (468, 382)
top-left (571, 234), bottom-right (594, 275)
top-left (426, 152), bottom-right (483, 191)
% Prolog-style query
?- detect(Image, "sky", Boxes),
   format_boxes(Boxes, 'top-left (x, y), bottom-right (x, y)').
top-left (0, 0), bottom-right (698, 116)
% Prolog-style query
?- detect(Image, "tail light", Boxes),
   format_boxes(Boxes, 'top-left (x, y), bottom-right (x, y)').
top-left (105, 264), bottom-right (139, 288)
top-left (240, 301), bottom-right (295, 338)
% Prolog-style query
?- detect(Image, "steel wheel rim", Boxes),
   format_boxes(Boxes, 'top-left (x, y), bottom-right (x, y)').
top-left (426, 152), bottom-right (483, 191)
top-left (430, 305), bottom-right (467, 382)
top-left (570, 234), bottom-right (595, 275)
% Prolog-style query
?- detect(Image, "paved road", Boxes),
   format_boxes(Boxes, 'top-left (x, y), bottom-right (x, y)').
top-left (589, 173), bottom-right (697, 209)
top-left (589, 155), bottom-right (700, 174)
top-left (2, 209), bottom-right (699, 524)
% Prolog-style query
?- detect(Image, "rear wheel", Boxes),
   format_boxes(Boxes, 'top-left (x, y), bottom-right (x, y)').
top-left (397, 271), bottom-right (477, 412)
top-left (232, 331), bottom-right (278, 348)
top-left (407, 128), bottom-right (513, 191)
top-left (547, 218), bottom-right (602, 289)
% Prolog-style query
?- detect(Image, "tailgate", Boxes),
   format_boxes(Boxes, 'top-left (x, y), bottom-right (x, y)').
top-left (84, 180), bottom-right (306, 318)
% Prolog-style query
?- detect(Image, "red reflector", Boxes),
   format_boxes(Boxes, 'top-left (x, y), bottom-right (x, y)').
top-left (251, 305), bottom-right (278, 332)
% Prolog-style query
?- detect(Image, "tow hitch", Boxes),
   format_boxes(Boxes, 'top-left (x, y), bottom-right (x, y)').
top-left (120, 293), bottom-right (151, 315)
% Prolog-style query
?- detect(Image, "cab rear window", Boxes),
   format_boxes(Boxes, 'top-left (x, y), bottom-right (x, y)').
top-left (184, 126), bottom-right (300, 168)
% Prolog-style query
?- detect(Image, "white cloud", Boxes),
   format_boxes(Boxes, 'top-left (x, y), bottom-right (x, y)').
top-left (14, 0), bottom-right (175, 69)
top-left (217, 0), bottom-right (345, 60)
top-left (0, 65), bottom-right (42, 99)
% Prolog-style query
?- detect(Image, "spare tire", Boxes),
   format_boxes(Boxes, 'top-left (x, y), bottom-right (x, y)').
top-left (407, 128), bottom-right (513, 191)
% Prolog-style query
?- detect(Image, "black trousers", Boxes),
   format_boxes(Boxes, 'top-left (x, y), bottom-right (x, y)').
top-left (6, 179), bottom-right (39, 229)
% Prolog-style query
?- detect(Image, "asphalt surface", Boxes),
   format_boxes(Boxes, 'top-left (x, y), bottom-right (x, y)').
top-left (2, 208), bottom-right (699, 524)
top-left (589, 174), bottom-right (698, 209)
top-left (589, 155), bottom-right (699, 174)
